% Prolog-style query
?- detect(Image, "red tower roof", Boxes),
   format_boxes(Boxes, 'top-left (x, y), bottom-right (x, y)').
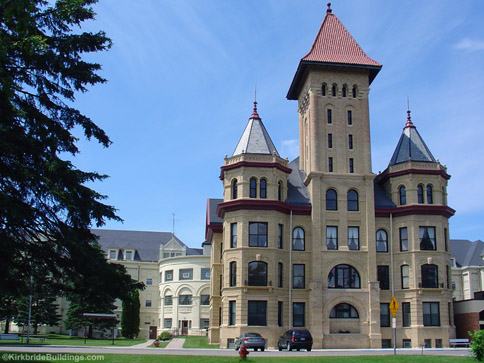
top-left (287, 3), bottom-right (382, 99)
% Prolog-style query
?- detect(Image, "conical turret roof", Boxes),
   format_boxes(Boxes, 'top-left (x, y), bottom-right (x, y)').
top-left (232, 101), bottom-right (279, 157)
top-left (287, 3), bottom-right (382, 99)
top-left (389, 110), bottom-right (436, 165)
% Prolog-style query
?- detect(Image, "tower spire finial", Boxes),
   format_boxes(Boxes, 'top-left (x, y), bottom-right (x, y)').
top-left (405, 96), bottom-right (414, 128)
top-left (250, 88), bottom-right (260, 120)
top-left (327, 2), bottom-right (332, 14)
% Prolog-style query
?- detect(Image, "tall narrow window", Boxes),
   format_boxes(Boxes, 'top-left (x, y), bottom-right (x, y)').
top-left (421, 264), bottom-right (438, 288)
top-left (377, 265), bottom-right (390, 290)
top-left (327, 109), bottom-right (332, 124)
top-left (380, 303), bottom-right (390, 327)
top-left (342, 85), bottom-right (347, 97)
top-left (419, 226), bottom-right (436, 250)
top-left (426, 185), bottom-right (433, 204)
top-left (399, 186), bottom-right (406, 205)
top-left (348, 227), bottom-right (359, 250)
top-left (278, 181), bottom-right (283, 201)
top-left (249, 222), bottom-right (268, 247)
top-left (229, 261), bottom-right (236, 287)
top-left (322, 84), bottom-right (326, 96)
top-left (250, 178), bottom-right (257, 198)
top-left (293, 302), bottom-right (305, 327)
top-left (347, 110), bottom-right (353, 125)
top-left (293, 264), bottom-right (305, 289)
top-left (444, 228), bottom-right (448, 252)
top-left (229, 301), bottom-right (236, 326)
top-left (423, 302), bottom-right (440, 326)
top-left (248, 261), bottom-right (267, 286)
top-left (349, 158), bottom-right (354, 173)
top-left (401, 265), bottom-right (409, 289)
top-left (278, 224), bottom-right (283, 249)
top-left (352, 86), bottom-right (357, 98)
top-left (232, 179), bottom-right (238, 199)
top-left (417, 184), bottom-right (424, 204)
top-left (332, 84), bottom-right (336, 97)
top-left (348, 134), bottom-right (353, 149)
top-left (260, 179), bottom-right (267, 199)
top-left (402, 302), bottom-right (411, 327)
top-left (376, 229), bottom-right (388, 252)
top-left (278, 262), bottom-right (283, 288)
top-left (328, 157), bottom-right (333, 172)
top-left (278, 302), bottom-right (283, 327)
top-left (326, 226), bottom-right (338, 250)
top-left (326, 189), bottom-right (337, 210)
top-left (248, 301), bottom-right (267, 326)
top-left (400, 227), bottom-right (408, 251)
top-left (328, 133), bottom-right (333, 148)
top-left (347, 190), bottom-right (359, 211)
top-left (292, 227), bottom-right (305, 251)
top-left (230, 223), bottom-right (237, 248)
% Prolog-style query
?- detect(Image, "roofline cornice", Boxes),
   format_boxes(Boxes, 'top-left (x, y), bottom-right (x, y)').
top-left (216, 199), bottom-right (312, 218)
top-left (220, 161), bottom-right (292, 180)
top-left (378, 168), bottom-right (451, 183)
top-left (375, 205), bottom-right (456, 218)
top-left (287, 60), bottom-right (382, 100)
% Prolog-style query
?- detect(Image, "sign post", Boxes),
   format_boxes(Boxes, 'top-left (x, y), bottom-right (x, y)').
top-left (389, 296), bottom-right (399, 355)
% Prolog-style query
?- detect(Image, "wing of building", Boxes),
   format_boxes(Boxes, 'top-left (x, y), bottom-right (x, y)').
top-left (206, 4), bottom-right (456, 349)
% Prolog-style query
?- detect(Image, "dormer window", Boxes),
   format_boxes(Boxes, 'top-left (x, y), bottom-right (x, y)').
top-left (108, 249), bottom-right (117, 260)
top-left (124, 250), bottom-right (134, 260)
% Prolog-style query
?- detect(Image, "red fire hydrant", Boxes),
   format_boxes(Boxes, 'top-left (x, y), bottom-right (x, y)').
top-left (239, 345), bottom-right (249, 360)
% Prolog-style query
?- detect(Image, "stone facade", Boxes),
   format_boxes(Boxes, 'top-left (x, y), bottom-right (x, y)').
top-left (206, 6), bottom-right (455, 350)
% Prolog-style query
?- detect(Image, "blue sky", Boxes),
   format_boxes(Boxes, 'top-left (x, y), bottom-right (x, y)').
top-left (73, 0), bottom-right (484, 248)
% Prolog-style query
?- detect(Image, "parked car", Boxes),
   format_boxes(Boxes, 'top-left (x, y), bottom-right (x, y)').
top-left (235, 332), bottom-right (266, 351)
top-left (277, 329), bottom-right (313, 351)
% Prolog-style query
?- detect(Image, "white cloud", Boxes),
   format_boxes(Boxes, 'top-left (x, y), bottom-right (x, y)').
top-left (454, 38), bottom-right (484, 51)
top-left (279, 139), bottom-right (299, 161)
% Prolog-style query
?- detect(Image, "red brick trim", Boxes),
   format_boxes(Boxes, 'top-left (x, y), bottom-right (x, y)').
top-left (220, 161), bottom-right (292, 180)
top-left (379, 168), bottom-right (450, 183)
top-left (375, 205), bottom-right (455, 218)
top-left (217, 199), bottom-right (312, 218)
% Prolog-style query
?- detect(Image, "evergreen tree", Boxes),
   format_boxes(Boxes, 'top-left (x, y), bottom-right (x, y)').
top-left (121, 290), bottom-right (140, 339)
top-left (0, 0), bottom-right (138, 301)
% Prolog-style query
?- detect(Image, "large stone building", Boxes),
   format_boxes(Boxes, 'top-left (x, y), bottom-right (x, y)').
top-left (206, 5), bottom-right (455, 349)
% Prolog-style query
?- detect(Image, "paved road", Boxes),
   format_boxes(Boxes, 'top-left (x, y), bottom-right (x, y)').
top-left (0, 344), bottom-right (472, 357)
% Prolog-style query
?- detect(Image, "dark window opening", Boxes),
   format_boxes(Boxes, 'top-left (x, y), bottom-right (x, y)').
top-left (328, 264), bottom-right (360, 288)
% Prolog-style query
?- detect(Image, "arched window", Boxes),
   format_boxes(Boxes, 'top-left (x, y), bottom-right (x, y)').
top-left (328, 264), bottom-right (360, 289)
top-left (292, 227), bottom-right (305, 251)
top-left (250, 177), bottom-right (257, 198)
top-left (248, 261), bottom-right (267, 286)
top-left (399, 186), bottom-right (406, 205)
top-left (421, 264), bottom-right (438, 288)
top-left (426, 184), bottom-right (433, 204)
top-left (232, 179), bottom-right (238, 199)
top-left (322, 84), bottom-right (326, 96)
top-left (229, 261), bottom-right (236, 287)
top-left (342, 85), bottom-right (347, 97)
top-left (332, 84), bottom-right (337, 97)
top-left (417, 184), bottom-right (424, 204)
top-left (326, 189), bottom-right (337, 210)
top-left (260, 179), bottom-right (267, 199)
top-left (278, 181), bottom-right (283, 201)
top-left (352, 86), bottom-right (357, 98)
top-left (376, 229), bottom-right (388, 252)
top-left (330, 303), bottom-right (359, 318)
top-left (347, 190), bottom-right (358, 211)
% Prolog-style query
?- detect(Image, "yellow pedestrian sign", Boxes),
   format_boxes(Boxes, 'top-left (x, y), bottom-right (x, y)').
top-left (390, 296), bottom-right (399, 317)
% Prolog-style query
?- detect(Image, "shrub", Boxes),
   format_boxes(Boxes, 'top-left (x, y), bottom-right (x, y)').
top-left (158, 332), bottom-right (172, 341)
top-left (469, 330), bottom-right (484, 361)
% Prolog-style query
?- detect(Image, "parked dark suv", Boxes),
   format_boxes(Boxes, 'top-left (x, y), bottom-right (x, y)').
top-left (277, 329), bottom-right (313, 351)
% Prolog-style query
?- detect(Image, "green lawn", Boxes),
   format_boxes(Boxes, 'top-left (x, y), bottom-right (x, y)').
top-left (149, 340), bottom-right (170, 348)
top-left (0, 334), bottom-right (145, 347)
top-left (0, 353), bottom-right (475, 363)
top-left (182, 335), bottom-right (219, 349)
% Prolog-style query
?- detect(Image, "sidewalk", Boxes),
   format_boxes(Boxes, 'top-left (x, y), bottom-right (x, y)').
top-left (130, 339), bottom-right (155, 348)
top-left (165, 338), bottom-right (186, 349)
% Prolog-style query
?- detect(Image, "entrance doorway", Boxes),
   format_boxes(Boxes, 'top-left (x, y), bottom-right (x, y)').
top-left (181, 320), bottom-right (188, 335)
top-left (149, 326), bottom-right (157, 339)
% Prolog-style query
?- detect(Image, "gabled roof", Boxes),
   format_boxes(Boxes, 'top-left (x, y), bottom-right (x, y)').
top-left (285, 157), bottom-right (311, 206)
top-left (287, 4), bottom-right (381, 99)
top-left (233, 101), bottom-right (279, 157)
top-left (450, 239), bottom-right (484, 268)
top-left (92, 229), bottom-right (202, 262)
top-left (389, 111), bottom-right (436, 165)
